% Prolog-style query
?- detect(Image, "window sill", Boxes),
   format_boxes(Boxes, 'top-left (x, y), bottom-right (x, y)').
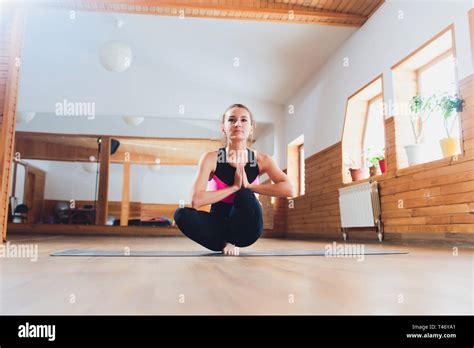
top-left (287, 193), bottom-right (306, 200)
top-left (342, 172), bottom-right (388, 187)
top-left (396, 152), bottom-right (465, 177)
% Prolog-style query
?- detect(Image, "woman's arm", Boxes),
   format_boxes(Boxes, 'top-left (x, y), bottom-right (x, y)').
top-left (247, 153), bottom-right (295, 197)
top-left (248, 181), bottom-right (294, 197)
top-left (190, 151), bottom-right (241, 209)
top-left (192, 186), bottom-right (239, 209)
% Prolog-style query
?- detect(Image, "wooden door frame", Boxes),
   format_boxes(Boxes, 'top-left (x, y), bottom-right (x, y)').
top-left (0, 4), bottom-right (25, 242)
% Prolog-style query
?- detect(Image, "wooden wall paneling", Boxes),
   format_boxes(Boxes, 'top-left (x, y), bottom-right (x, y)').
top-left (284, 142), bottom-right (343, 236)
top-left (277, 76), bottom-right (473, 242)
top-left (460, 75), bottom-right (474, 157)
top-left (259, 193), bottom-right (274, 231)
top-left (141, 203), bottom-right (208, 222)
top-left (41, 199), bottom-right (196, 225)
top-left (384, 117), bottom-right (398, 175)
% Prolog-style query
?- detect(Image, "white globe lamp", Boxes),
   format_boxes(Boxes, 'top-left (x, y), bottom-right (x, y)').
top-left (148, 158), bottom-right (161, 172)
top-left (99, 41), bottom-right (132, 72)
top-left (82, 155), bottom-right (97, 173)
top-left (123, 116), bottom-right (144, 126)
top-left (16, 111), bottom-right (36, 124)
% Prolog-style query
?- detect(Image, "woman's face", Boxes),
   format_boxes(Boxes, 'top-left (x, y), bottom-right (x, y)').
top-left (222, 107), bottom-right (253, 144)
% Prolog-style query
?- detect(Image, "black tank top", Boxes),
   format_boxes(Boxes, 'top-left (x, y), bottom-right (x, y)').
top-left (208, 147), bottom-right (260, 218)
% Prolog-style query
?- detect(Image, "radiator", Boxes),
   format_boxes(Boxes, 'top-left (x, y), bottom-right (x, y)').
top-left (338, 181), bottom-right (384, 242)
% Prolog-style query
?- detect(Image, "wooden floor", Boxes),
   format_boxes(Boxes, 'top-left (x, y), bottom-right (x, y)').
top-left (0, 234), bottom-right (472, 315)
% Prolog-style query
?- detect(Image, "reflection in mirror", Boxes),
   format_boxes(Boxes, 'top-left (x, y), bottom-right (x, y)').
top-left (11, 116), bottom-right (274, 227)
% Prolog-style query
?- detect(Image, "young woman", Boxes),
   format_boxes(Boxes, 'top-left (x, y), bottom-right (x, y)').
top-left (174, 103), bottom-right (295, 256)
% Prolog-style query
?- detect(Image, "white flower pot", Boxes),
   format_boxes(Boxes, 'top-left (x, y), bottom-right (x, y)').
top-left (404, 144), bottom-right (425, 166)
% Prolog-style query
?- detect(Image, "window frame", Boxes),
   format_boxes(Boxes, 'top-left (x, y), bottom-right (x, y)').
top-left (287, 134), bottom-right (304, 197)
top-left (415, 48), bottom-right (453, 79)
top-left (298, 143), bottom-right (305, 196)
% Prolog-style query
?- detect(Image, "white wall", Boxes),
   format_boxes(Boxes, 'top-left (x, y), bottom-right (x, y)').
top-left (16, 6), bottom-right (353, 113)
top-left (276, 0), bottom-right (473, 168)
top-left (110, 163), bottom-right (197, 204)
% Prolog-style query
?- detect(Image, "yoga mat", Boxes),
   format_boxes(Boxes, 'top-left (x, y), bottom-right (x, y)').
top-left (51, 249), bottom-right (408, 257)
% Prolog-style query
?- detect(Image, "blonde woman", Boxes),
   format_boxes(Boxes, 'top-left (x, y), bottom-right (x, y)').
top-left (174, 104), bottom-right (294, 255)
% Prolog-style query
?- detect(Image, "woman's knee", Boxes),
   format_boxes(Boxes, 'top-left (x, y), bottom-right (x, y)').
top-left (173, 207), bottom-right (194, 226)
top-left (173, 207), bottom-right (184, 225)
top-left (233, 188), bottom-right (260, 211)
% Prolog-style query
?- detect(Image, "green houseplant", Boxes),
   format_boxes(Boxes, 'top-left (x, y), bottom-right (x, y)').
top-left (437, 93), bottom-right (464, 158)
top-left (405, 94), bottom-right (437, 165)
top-left (369, 154), bottom-right (385, 175)
top-left (365, 149), bottom-right (385, 176)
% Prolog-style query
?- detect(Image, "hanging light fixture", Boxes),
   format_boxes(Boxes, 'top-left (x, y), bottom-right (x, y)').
top-left (99, 19), bottom-right (132, 72)
top-left (82, 155), bottom-right (96, 173)
top-left (99, 41), bottom-right (132, 72)
top-left (122, 116), bottom-right (144, 126)
top-left (16, 111), bottom-right (36, 124)
top-left (148, 158), bottom-right (161, 172)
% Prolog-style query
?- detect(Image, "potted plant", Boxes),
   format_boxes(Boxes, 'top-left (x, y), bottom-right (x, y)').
top-left (362, 148), bottom-right (383, 176)
top-left (378, 152), bottom-right (386, 174)
top-left (344, 155), bottom-right (364, 182)
top-left (364, 152), bottom-right (377, 177)
top-left (349, 167), bottom-right (364, 181)
top-left (369, 154), bottom-right (385, 175)
top-left (370, 148), bottom-right (386, 174)
top-left (405, 94), bottom-right (437, 165)
top-left (437, 93), bottom-right (464, 158)
top-left (364, 150), bottom-right (383, 176)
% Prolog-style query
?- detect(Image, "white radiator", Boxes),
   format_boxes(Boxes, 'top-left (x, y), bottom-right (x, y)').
top-left (338, 181), bottom-right (383, 241)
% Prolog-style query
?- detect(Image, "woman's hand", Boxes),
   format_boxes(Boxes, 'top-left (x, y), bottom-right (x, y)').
top-left (242, 164), bottom-right (250, 188)
top-left (233, 163), bottom-right (243, 189)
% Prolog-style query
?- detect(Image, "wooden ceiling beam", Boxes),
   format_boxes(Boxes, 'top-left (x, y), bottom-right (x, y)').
top-left (14, 131), bottom-right (223, 165)
top-left (29, 0), bottom-right (374, 27)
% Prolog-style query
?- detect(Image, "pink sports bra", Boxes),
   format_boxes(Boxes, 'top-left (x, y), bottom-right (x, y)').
top-left (207, 147), bottom-right (260, 205)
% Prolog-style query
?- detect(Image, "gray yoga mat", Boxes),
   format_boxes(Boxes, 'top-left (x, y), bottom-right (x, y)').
top-left (50, 248), bottom-right (408, 257)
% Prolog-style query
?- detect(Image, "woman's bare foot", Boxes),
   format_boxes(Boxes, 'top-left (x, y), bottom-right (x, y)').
top-left (222, 243), bottom-right (240, 256)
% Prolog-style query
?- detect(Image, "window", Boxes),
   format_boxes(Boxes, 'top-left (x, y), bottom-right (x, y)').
top-left (287, 134), bottom-right (304, 197)
top-left (417, 52), bottom-right (460, 162)
top-left (391, 25), bottom-right (460, 168)
top-left (342, 75), bottom-right (385, 184)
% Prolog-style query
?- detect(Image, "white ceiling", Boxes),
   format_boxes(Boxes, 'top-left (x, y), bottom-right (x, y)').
top-left (18, 6), bottom-right (356, 112)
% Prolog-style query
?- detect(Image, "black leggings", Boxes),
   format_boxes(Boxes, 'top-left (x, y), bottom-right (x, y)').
top-left (173, 188), bottom-right (263, 251)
